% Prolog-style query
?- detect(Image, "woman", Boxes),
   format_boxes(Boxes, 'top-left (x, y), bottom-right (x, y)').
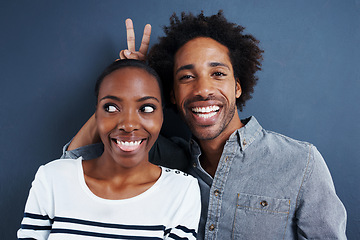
top-left (18, 59), bottom-right (201, 239)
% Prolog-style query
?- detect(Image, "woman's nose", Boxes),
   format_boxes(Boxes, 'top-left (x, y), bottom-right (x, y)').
top-left (118, 111), bottom-right (140, 132)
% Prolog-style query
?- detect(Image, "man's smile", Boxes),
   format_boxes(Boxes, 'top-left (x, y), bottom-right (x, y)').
top-left (191, 105), bottom-right (220, 119)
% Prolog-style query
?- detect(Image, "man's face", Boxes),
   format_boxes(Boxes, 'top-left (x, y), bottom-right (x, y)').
top-left (172, 37), bottom-right (242, 141)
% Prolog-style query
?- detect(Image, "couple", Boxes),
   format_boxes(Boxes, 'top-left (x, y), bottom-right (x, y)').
top-left (18, 11), bottom-right (347, 239)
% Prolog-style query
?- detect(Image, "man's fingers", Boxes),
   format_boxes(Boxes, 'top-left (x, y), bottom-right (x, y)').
top-left (125, 18), bottom-right (136, 52)
top-left (139, 24), bottom-right (151, 56)
top-left (119, 50), bottom-right (126, 59)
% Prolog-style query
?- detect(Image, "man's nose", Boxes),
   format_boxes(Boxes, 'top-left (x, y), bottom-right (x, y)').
top-left (193, 76), bottom-right (214, 98)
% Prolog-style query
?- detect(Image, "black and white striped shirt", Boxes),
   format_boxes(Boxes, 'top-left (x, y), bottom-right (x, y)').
top-left (18, 158), bottom-right (201, 239)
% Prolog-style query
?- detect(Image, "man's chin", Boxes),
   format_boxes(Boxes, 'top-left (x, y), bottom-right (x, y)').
top-left (190, 125), bottom-right (222, 141)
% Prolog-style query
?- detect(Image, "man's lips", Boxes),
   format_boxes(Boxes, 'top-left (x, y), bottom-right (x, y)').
top-left (191, 105), bottom-right (220, 119)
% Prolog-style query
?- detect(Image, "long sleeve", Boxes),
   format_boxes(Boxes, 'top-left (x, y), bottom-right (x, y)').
top-left (295, 146), bottom-right (347, 239)
top-left (165, 178), bottom-right (201, 239)
top-left (60, 140), bottom-right (103, 160)
top-left (17, 166), bottom-right (53, 240)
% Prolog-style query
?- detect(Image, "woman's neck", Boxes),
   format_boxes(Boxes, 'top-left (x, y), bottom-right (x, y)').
top-left (82, 154), bottom-right (161, 200)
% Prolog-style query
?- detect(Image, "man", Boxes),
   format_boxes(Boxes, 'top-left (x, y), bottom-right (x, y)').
top-left (63, 11), bottom-right (347, 239)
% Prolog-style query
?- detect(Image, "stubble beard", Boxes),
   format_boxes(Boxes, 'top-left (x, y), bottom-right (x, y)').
top-left (183, 101), bottom-right (237, 141)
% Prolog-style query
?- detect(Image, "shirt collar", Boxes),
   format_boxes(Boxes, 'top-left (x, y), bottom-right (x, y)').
top-left (237, 116), bottom-right (263, 151)
top-left (190, 115), bottom-right (263, 158)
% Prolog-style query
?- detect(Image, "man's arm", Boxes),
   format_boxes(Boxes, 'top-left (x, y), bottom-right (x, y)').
top-left (68, 114), bottom-right (99, 151)
top-left (295, 146), bottom-right (347, 239)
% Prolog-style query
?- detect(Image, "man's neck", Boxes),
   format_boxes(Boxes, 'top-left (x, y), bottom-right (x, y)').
top-left (198, 114), bottom-right (244, 177)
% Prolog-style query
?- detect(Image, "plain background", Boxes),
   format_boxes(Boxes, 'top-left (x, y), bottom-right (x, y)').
top-left (1, 0), bottom-right (359, 239)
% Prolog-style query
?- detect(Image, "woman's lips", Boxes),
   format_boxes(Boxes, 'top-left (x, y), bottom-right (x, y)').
top-left (113, 139), bottom-right (144, 152)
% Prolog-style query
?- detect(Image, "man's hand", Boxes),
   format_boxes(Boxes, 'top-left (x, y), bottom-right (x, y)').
top-left (119, 18), bottom-right (151, 61)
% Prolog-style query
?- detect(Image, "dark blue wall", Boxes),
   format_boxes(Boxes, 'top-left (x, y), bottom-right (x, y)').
top-left (1, 1), bottom-right (359, 239)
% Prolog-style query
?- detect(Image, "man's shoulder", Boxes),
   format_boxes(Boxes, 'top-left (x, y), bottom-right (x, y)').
top-left (242, 116), bottom-right (313, 152)
top-left (151, 135), bottom-right (191, 171)
top-left (264, 129), bottom-right (312, 148)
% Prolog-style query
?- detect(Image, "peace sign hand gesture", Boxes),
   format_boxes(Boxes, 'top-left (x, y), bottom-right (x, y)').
top-left (119, 18), bottom-right (151, 61)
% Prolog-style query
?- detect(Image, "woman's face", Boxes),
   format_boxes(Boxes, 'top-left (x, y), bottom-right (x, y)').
top-left (96, 67), bottom-right (163, 168)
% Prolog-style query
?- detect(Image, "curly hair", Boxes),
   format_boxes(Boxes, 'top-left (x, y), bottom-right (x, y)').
top-left (148, 10), bottom-right (263, 111)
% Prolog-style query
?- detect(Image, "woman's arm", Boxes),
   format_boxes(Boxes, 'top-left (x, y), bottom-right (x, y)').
top-left (17, 166), bottom-right (52, 240)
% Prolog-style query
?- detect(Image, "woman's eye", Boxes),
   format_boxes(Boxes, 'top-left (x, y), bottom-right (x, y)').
top-left (141, 105), bottom-right (155, 113)
top-left (104, 104), bottom-right (117, 113)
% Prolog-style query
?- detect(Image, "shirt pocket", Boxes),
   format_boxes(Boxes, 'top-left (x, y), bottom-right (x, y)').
top-left (232, 193), bottom-right (290, 240)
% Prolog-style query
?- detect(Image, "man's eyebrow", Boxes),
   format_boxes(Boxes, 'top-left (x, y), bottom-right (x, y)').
top-left (175, 64), bottom-right (194, 74)
top-left (209, 62), bottom-right (230, 69)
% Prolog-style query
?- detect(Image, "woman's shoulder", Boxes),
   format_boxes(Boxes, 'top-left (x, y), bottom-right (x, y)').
top-left (37, 157), bottom-right (82, 177)
top-left (159, 167), bottom-right (198, 187)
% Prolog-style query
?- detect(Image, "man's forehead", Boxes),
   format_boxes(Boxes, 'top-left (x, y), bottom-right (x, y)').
top-left (174, 37), bottom-right (231, 62)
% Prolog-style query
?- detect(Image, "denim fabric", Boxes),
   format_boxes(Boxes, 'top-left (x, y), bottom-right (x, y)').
top-left (188, 116), bottom-right (347, 240)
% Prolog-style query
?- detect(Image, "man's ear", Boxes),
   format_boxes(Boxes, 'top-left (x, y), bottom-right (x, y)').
top-left (170, 90), bottom-right (176, 104)
top-left (235, 78), bottom-right (242, 98)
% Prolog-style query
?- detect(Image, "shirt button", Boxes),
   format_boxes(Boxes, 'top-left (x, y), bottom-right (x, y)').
top-left (243, 139), bottom-right (247, 145)
top-left (193, 163), bottom-right (197, 168)
top-left (209, 224), bottom-right (215, 231)
top-left (260, 200), bottom-right (268, 207)
top-left (214, 189), bottom-right (220, 196)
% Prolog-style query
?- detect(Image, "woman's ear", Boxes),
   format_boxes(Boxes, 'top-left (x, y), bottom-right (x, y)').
top-left (235, 78), bottom-right (242, 98)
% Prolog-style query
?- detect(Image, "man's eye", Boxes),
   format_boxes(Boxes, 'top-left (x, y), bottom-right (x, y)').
top-left (213, 72), bottom-right (226, 77)
top-left (179, 75), bottom-right (194, 81)
top-left (141, 105), bottom-right (155, 113)
top-left (104, 104), bottom-right (117, 113)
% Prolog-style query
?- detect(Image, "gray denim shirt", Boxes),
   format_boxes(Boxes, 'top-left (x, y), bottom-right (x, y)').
top-left (189, 116), bottom-right (347, 239)
top-left (61, 116), bottom-right (346, 239)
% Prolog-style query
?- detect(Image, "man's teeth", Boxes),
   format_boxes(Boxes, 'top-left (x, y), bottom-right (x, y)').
top-left (192, 105), bottom-right (220, 113)
top-left (116, 140), bottom-right (142, 146)
top-left (197, 112), bottom-right (217, 118)
top-left (192, 106), bottom-right (219, 118)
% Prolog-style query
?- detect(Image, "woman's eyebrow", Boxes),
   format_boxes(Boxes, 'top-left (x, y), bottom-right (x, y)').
top-left (99, 95), bottom-right (160, 103)
top-left (137, 96), bottom-right (160, 103)
top-left (99, 95), bottom-right (121, 102)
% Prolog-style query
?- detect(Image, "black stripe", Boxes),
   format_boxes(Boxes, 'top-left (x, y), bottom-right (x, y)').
top-left (54, 216), bottom-right (165, 231)
top-left (51, 228), bottom-right (162, 239)
top-left (21, 224), bottom-right (52, 231)
top-left (168, 233), bottom-right (189, 240)
top-left (24, 212), bottom-right (51, 221)
top-left (175, 225), bottom-right (197, 238)
top-left (18, 238), bottom-right (37, 240)
top-left (164, 228), bottom-right (171, 235)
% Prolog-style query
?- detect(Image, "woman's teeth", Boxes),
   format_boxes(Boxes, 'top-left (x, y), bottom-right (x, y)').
top-left (116, 140), bottom-right (142, 146)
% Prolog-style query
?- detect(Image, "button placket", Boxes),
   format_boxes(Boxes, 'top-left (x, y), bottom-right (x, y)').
top-left (209, 224), bottom-right (215, 231)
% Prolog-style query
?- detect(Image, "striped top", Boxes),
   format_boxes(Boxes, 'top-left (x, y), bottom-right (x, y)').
top-left (18, 158), bottom-right (201, 239)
